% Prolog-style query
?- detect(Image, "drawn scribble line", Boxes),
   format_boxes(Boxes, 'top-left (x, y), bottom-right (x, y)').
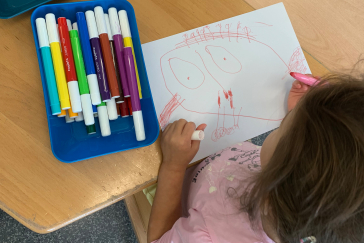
top-left (168, 57), bottom-right (205, 89)
top-left (205, 45), bottom-right (243, 74)
top-left (158, 22), bottom-right (301, 130)
top-left (255, 22), bottom-right (273, 26)
top-left (159, 93), bottom-right (184, 129)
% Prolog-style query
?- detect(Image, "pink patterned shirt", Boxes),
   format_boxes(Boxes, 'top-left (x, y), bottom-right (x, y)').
top-left (152, 141), bottom-right (274, 243)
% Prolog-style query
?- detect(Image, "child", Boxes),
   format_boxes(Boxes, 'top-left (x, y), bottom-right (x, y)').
top-left (147, 73), bottom-right (364, 243)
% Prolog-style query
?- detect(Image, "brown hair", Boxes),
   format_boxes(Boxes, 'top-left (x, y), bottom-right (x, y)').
top-left (241, 73), bottom-right (364, 243)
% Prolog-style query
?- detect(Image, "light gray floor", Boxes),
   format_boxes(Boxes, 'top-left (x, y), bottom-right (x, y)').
top-left (0, 200), bottom-right (137, 243)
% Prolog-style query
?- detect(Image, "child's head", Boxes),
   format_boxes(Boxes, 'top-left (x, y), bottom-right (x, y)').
top-left (243, 74), bottom-right (364, 242)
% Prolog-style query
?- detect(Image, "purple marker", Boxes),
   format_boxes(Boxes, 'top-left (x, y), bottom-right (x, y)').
top-left (85, 10), bottom-right (111, 102)
top-left (108, 7), bottom-right (130, 98)
top-left (124, 47), bottom-right (145, 141)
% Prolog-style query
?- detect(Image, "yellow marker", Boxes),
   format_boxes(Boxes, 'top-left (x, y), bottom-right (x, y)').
top-left (58, 108), bottom-right (66, 117)
top-left (118, 10), bottom-right (142, 99)
top-left (46, 14), bottom-right (70, 110)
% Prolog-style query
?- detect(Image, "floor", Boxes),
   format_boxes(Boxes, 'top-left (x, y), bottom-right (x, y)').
top-left (0, 200), bottom-right (137, 243)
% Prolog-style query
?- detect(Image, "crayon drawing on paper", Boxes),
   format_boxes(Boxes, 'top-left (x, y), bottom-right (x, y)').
top-left (142, 3), bottom-right (310, 161)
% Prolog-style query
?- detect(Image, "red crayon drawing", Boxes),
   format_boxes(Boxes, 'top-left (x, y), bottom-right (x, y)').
top-left (155, 21), bottom-right (307, 142)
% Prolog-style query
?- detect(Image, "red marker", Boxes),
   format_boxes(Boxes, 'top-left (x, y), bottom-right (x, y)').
top-left (290, 72), bottom-right (319, 86)
top-left (126, 97), bottom-right (133, 116)
top-left (119, 102), bottom-right (129, 117)
top-left (58, 18), bottom-right (82, 113)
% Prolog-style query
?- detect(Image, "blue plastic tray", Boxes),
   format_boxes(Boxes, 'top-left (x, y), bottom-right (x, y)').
top-left (31, 0), bottom-right (160, 163)
top-left (0, 0), bottom-right (52, 19)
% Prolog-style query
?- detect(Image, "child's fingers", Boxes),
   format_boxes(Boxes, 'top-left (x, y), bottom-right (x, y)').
top-left (182, 122), bottom-right (196, 138)
top-left (292, 80), bottom-right (302, 89)
top-left (292, 80), bottom-right (310, 91)
top-left (196, 124), bottom-right (207, 131)
top-left (173, 119), bottom-right (187, 134)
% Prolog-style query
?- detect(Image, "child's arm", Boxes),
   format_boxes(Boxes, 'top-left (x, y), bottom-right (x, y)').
top-left (147, 119), bottom-right (207, 243)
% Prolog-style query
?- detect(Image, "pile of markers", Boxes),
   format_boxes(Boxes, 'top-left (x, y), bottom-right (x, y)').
top-left (35, 6), bottom-right (145, 141)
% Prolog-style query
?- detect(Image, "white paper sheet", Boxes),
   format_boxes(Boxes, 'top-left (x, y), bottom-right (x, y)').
top-left (142, 3), bottom-right (310, 162)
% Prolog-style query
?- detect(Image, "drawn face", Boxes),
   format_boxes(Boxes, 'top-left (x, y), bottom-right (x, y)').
top-left (158, 22), bottom-right (308, 142)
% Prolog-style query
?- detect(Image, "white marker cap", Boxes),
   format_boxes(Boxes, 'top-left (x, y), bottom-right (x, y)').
top-left (85, 11), bottom-right (99, 39)
top-left (118, 10), bottom-right (131, 38)
top-left (75, 112), bottom-right (84, 122)
top-left (108, 7), bottom-right (121, 36)
top-left (81, 94), bottom-right (95, 126)
top-left (104, 14), bottom-right (113, 40)
top-left (66, 19), bottom-right (72, 31)
top-left (87, 74), bottom-right (102, 105)
top-left (94, 6), bottom-right (107, 35)
top-left (132, 111), bottom-right (145, 141)
top-left (68, 81), bottom-right (82, 112)
top-left (65, 111), bottom-right (75, 123)
top-left (106, 98), bottom-right (118, 120)
top-left (72, 22), bottom-right (78, 31)
top-left (97, 105), bottom-right (111, 137)
top-left (191, 130), bottom-right (205, 140)
top-left (45, 13), bottom-right (59, 43)
top-left (36, 18), bottom-right (50, 48)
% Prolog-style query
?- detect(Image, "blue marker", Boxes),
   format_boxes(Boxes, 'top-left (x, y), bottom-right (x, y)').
top-left (73, 17), bottom-right (101, 105)
top-left (92, 105), bottom-right (98, 114)
top-left (35, 18), bottom-right (61, 115)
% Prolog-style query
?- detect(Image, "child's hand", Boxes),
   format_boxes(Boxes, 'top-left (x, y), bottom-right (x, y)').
top-left (288, 75), bottom-right (317, 111)
top-left (161, 119), bottom-right (207, 172)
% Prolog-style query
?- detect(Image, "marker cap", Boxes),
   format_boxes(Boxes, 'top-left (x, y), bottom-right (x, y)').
top-left (104, 13), bottom-right (113, 40)
top-left (35, 18), bottom-right (50, 48)
top-left (118, 10), bottom-right (131, 38)
top-left (106, 98), bottom-right (118, 120)
top-left (87, 74), bottom-right (102, 105)
top-left (75, 112), bottom-right (84, 122)
top-left (85, 11), bottom-right (99, 39)
top-left (68, 81), bottom-right (82, 112)
top-left (191, 130), bottom-right (205, 140)
top-left (66, 19), bottom-right (72, 31)
top-left (81, 94), bottom-right (95, 126)
top-left (108, 8), bottom-right (121, 37)
top-left (94, 6), bottom-right (107, 35)
top-left (86, 124), bottom-right (96, 134)
top-left (45, 14), bottom-right (60, 44)
top-left (72, 22), bottom-right (78, 31)
top-left (132, 110), bottom-right (145, 141)
top-left (97, 105), bottom-right (111, 137)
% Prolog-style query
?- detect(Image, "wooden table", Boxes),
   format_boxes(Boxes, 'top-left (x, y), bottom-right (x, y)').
top-left (0, 0), bottom-right (328, 234)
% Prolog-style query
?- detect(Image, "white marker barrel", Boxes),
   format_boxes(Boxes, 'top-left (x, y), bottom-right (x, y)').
top-left (106, 98), bottom-right (118, 120)
top-left (81, 94), bottom-right (95, 125)
top-left (118, 10), bottom-right (131, 38)
top-left (132, 111), bottom-right (145, 141)
top-left (97, 105), bottom-right (111, 137)
top-left (94, 6), bottom-right (107, 35)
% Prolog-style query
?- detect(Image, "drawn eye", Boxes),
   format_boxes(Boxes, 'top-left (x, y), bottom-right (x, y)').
top-left (168, 58), bottom-right (205, 89)
top-left (205, 45), bottom-right (242, 74)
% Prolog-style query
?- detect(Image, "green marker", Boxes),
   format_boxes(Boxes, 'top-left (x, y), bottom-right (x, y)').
top-left (69, 28), bottom-right (95, 126)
